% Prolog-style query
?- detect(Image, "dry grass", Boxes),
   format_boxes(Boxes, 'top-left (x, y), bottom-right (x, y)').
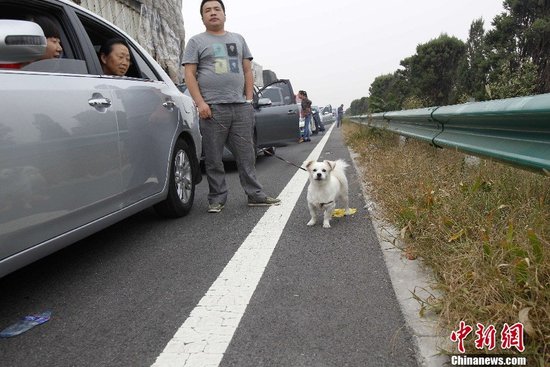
top-left (343, 121), bottom-right (550, 366)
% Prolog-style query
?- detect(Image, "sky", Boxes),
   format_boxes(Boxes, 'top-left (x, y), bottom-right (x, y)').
top-left (181, 0), bottom-right (505, 109)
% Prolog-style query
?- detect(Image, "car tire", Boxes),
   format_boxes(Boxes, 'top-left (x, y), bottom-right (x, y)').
top-left (263, 146), bottom-right (276, 156)
top-left (154, 138), bottom-right (196, 218)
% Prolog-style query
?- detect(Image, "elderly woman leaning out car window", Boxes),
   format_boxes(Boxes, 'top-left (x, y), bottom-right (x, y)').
top-left (99, 38), bottom-right (131, 76)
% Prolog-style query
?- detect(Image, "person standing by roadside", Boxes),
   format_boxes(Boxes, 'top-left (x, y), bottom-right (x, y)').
top-left (337, 104), bottom-right (344, 127)
top-left (183, 0), bottom-right (281, 213)
top-left (298, 90), bottom-right (312, 142)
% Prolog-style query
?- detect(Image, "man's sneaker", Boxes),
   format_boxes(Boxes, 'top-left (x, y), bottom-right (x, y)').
top-left (207, 203), bottom-right (224, 213)
top-left (248, 196), bottom-right (281, 207)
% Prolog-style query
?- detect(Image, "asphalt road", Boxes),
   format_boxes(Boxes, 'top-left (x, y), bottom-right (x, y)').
top-left (0, 124), bottom-right (418, 367)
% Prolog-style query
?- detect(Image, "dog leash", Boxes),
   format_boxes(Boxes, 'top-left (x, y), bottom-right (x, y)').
top-left (208, 115), bottom-right (307, 172)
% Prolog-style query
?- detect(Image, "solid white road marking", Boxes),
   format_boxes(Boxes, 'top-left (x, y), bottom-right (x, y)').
top-left (152, 124), bottom-right (335, 367)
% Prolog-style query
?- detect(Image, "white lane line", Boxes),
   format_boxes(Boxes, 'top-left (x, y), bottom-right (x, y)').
top-left (152, 124), bottom-right (335, 367)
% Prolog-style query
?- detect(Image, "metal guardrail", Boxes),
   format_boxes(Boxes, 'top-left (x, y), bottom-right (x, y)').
top-left (350, 93), bottom-right (550, 175)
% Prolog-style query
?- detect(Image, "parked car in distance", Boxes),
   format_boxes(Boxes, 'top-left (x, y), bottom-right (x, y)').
top-left (0, 0), bottom-right (203, 278)
top-left (254, 79), bottom-right (300, 153)
top-left (320, 104), bottom-right (336, 124)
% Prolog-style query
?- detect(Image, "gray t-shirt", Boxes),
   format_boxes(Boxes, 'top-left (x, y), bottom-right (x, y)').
top-left (182, 31), bottom-right (253, 104)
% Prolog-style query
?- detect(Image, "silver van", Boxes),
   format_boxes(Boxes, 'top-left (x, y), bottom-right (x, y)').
top-left (0, 0), bottom-right (202, 277)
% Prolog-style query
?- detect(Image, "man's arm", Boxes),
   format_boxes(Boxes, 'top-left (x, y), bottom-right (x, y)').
top-left (184, 63), bottom-right (211, 119)
top-left (243, 58), bottom-right (254, 101)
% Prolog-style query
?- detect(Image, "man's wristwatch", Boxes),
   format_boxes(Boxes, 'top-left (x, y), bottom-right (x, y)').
top-left (246, 99), bottom-right (253, 104)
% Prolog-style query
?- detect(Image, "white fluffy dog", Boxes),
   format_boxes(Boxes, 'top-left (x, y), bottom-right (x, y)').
top-left (304, 159), bottom-right (351, 228)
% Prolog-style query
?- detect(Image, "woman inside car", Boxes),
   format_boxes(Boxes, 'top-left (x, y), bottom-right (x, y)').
top-left (99, 38), bottom-right (131, 76)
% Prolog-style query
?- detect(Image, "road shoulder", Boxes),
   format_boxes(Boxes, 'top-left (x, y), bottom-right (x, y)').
top-left (349, 148), bottom-right (451, 367)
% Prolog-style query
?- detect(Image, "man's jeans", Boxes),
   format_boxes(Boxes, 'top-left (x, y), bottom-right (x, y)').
top-left (303, 114), bottom-right (312, 140)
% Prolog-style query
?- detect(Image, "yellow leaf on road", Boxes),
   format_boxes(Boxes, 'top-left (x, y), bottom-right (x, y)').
top-left (332, 208), bottom-right (357, 217)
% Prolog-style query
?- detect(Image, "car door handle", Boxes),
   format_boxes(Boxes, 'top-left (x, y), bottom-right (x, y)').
top-left (88, 97), bottom-right (112, 108)
top-left (163, 100), bottom-right (176, 109)
top-left (288, 110), bottom-right (297, 115)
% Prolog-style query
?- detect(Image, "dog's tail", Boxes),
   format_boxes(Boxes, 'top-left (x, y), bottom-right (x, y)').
top-left (332, 159), bottom-right (349, 172)
top-left (330, 159), bottom-right (349, 182)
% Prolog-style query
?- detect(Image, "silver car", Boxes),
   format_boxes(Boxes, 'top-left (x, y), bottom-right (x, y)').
top-left (320, 105), bottom-right (336, 124)
top-left (0, 0), bottom-right (202, 277)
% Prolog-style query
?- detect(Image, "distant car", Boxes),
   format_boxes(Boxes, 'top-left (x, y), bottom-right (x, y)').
top-left (0, 0), bottom-right (203, 277)
top-left (311, 106), bottom-right (325, 132)
top-left (320, 104), bottom-right (336, 124)
top-left (254, 79), bottom-right (300, 153)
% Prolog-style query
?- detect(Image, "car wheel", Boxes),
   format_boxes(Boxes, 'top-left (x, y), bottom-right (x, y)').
top-left (263, 146), bottom-right (276, 156)
top-left (154, 138), bottom-right (195, 218)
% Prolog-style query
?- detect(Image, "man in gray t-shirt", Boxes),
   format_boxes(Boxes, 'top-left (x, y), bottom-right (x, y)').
top-left (183, 0), bottom-right (280, 213)
top-left (183, 32), bottom-right (252, 104)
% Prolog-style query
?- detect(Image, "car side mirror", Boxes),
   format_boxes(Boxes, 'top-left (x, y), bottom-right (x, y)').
top-left (0, 20), bottom-right (47, 63)
top-left (257, 97), bottom-right (272, 107)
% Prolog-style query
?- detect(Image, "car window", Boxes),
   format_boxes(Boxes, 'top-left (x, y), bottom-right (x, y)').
top-left (76, 13), bottom-right (160, 81)
top-left (131, 52), bottom-right (158, 80)
top-left (261, 88), bottom-right (283, 104)
top-left (258, 80), bottom-right (295, 106)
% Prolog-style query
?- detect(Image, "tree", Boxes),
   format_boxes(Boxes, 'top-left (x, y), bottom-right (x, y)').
top-left (349, 97), bottom-right (369, 115)
top-left (367, 72), bottom-right (409, 112)
top-left (486, 59), bottom-right (537, 99)
top-left (485, 0), bottom-right (550, 95)
top-left (400, 34), bottom-right (466, 106)
top-left (457, 18), bottom-right (491, 101)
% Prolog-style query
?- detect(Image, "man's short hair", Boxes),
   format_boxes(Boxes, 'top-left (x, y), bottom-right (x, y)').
top-left (32, 16), bottom-right (60, 39)
top-left (299, 90), bottom-right (308, 98)
top-left (200, 0), bottom-right (225, 16)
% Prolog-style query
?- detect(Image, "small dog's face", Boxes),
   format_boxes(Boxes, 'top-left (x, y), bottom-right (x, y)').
top-left (305, 160), bottom-right (335, 181)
